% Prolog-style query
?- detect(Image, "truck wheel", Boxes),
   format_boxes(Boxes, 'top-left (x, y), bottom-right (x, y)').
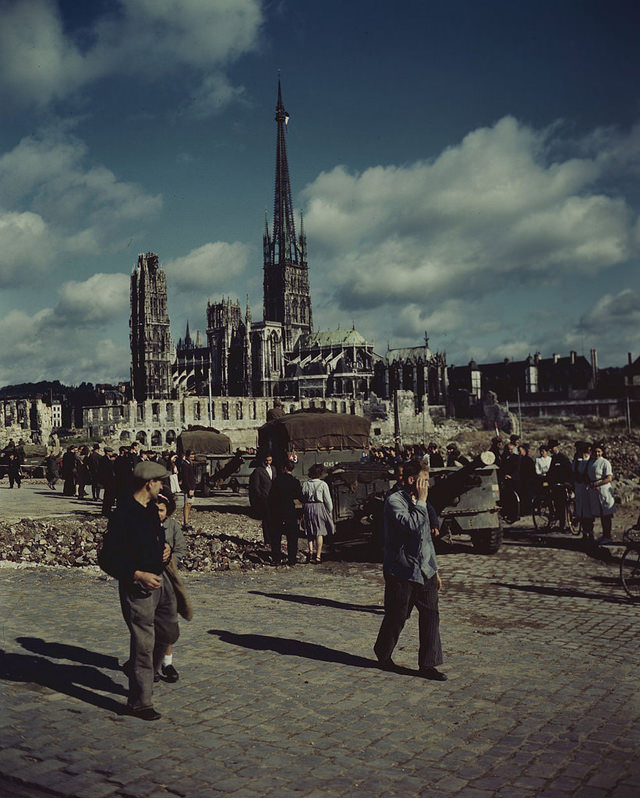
top-left (471, 528), bottom-right (503, 554)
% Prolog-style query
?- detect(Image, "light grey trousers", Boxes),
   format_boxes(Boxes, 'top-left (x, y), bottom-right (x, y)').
top-left (119, 572), bottom-right (180, 709)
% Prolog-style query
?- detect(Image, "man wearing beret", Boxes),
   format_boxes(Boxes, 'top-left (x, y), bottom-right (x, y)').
top-left (106, 460), bottom-right (179, 720)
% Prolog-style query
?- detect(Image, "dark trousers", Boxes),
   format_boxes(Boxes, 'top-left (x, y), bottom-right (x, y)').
top-left (102, 486), bottom-right (115, 517)
top-left (119, 573), bottom-right (180, 710)
top-left (374, 573), bottom-right (442, 669)
top-left (271, 518), bottom-right (299, 564)
top-left (91, 480), bottom-right (101, 501)
top-left (9, 475), bottom-right (21, 488)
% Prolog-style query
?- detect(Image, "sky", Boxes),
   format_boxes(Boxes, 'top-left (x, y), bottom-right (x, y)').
top-left (0, 0), bottom-right (639, 387)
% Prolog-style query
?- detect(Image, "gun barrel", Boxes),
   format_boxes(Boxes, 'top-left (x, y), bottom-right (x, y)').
top-left (429, 451), bottom-right (496, 514)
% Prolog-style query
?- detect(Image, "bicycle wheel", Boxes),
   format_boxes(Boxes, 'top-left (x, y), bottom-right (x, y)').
top-left (566, 497), bottom-right (581, 536)
top-left (620, 547), bottom-right (640, 601)
top-left (532, 495), bottom-right (551, 531)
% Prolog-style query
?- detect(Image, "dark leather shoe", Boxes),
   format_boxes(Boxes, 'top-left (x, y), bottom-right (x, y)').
top-left (127, 706), bottom-right (161, 721)
top-left (417, 667), bottom-right (448, 681)
top-left (376, 657), bottom-right (400, 672)
top-left (161, 664), bottom-right (179, 683)
top-left (154, 671), bottom-right (160, 683)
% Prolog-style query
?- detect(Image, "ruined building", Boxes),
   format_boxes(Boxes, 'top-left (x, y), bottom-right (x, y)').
top-left (130, 252), bottom-right (173, 402)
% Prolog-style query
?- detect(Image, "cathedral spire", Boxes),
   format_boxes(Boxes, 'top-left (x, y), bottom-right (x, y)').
top-left (272, 79), bottom-right (296, 265)
top-left (263, 79), bottom-right (313, 350)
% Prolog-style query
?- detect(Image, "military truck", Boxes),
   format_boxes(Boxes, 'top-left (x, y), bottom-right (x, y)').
top-left (176, 427), bottom-right (237, 496)
top-left (257, 409), bottom-right (370, 475)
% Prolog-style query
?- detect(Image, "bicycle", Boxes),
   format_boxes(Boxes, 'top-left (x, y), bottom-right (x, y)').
top-left (498, 482), bottom-right (520, 525)
top-left (531, 481), bottom-right (579, 535)
top-left (620, 527), bottom-right (640, 601)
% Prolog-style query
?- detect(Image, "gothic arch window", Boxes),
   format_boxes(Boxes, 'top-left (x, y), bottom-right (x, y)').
top-left (166, 430), bottom-right (176, 444)
top-left (299, 300), bottom-right (306, 324)
top-left (292, 298), bottom-right (298, 322)
top-left (151, 430), bottom-right (162, 447)
top-left (136, 431), bottom-right (147, 445)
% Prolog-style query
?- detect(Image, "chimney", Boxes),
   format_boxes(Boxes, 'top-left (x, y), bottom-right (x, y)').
top-left (570, 350), bottom-right (576, 365)
top-left (590, 348), bottom-right (598, 386)
top-left (553, 353), bottom-right (558, 364)
top-left (629, 352), bottom-right (633, 366)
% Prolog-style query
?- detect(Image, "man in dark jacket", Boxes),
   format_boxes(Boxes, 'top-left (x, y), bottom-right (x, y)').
top-left (106, 461), bottom-right (178, 721)
top-left (61, 446), bottom-right (78, 496)
top-left (268, 459), bottom-right (303, 565)
top-left (548, 439), bottom-right (573, 531)
top-left (249, 454), bottom-right (276, 544)
top-left (99, 448), bottom-right (117, 517)
top-left (88, 444), bottom-right (102, 501)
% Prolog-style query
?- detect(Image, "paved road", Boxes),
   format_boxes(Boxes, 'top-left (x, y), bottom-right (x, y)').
top-left (0, 482), bottom-right (248, 523)
top-left (1, 539), bottom-right (639, 797)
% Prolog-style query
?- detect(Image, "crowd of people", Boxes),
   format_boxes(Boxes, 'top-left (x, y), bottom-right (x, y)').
top-left (488, 434), bottom-right (616, 541)
top-left (40, 442), bottom-right (198, 530)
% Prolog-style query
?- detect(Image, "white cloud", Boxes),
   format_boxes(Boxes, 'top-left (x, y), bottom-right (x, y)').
top-left (0, 0), bottom-right (264, 108)
top-left (302, 117), bottom-right (639, 312)
top-left (0, 129), bottom-right (161, 283)
top-left (578, 289), bottom-right (640, 336)
top-left (0, 211), bottom-right (54, 286)
top-left (164, 241), bottom-right (251, 292)
top-left (0, 275), bottom-right (130, 384)
top-left (55, 273), bottom-right (130, 325)
top-left (184, 73), bottom-right (249, 119)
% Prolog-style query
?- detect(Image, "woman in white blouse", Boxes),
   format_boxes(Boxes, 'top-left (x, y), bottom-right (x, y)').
top-left (586, 443), bottom-right (616, 543)
top-left (302, 463), bottom-right (335, 563)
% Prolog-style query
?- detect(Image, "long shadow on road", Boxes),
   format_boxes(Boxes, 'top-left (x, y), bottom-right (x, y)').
top-left (493, 581), bottom-right (631, 605)
top-left (207, 629), bottom-right (416, 675)
top-left (248, 590), bottom-right (383, 615)
top-left (0, 640), bottom-right (126, 714)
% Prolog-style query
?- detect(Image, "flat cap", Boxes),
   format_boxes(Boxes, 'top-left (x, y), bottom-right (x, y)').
top-left (133, 461), bottom-right (169, 481)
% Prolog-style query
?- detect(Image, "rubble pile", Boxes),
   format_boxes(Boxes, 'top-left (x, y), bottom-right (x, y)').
top-left (0, 511), bottom-right (269, 572)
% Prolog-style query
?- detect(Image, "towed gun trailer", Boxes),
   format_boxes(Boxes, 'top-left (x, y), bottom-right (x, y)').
top-left (326, 450), bottom-right (502, 554)
top-left (257, 410), bottom-right (503, 554)
top-left (176, 427), bottom-right (252, 496)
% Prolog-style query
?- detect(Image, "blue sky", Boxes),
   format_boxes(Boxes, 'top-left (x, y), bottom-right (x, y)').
top-left (0, 0), bottom-right (639, 385)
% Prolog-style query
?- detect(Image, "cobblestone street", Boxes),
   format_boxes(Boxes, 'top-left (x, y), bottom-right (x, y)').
top-left (1, 539), bottom-right (639, 797)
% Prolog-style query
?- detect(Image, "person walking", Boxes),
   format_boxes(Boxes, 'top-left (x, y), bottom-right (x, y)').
top-left (269, 459), bottom-right (303, 565)
top-left (302, 464), bottom-right (335, 564)
top-left (156, 494), bottom-right (187, 683)
top-left (373, 459), bottom-right (446, 681)
top-left (45, 451), bottom-right (61, 490)
top-left (88, 444), bottom-right (102, 501)
top-left (249, 453), bottom-right (276, 545)
top-left (101, 461), bottom-right (179, 721)
top-left (7, 452), bottom-right (22, 488)
top-left (179, 450), bottom-right (197, 531)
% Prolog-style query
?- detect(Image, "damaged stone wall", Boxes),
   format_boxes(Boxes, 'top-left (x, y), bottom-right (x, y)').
top-left (84, 389), bottom-right (440, 450)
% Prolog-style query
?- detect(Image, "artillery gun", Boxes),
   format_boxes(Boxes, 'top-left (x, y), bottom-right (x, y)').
top-left (326, 450), bottom-right (502, 554)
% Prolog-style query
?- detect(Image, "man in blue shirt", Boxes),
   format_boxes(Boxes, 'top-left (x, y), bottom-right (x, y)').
top-left (374, 459), bottom-right (446, 681)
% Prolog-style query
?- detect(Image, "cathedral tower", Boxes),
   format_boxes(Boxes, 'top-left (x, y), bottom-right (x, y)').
top-left (263, 80), bottom-right (313, 352)
top-left (130, 252), bottom-right (173, 402)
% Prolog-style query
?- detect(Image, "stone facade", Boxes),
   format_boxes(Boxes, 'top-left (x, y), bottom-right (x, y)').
top-left (130, 252), bottom-right (173, 402)
top-left (1, 398), bottom-right (55, 446)
top-left (83, 390), bottom-right (431, 451)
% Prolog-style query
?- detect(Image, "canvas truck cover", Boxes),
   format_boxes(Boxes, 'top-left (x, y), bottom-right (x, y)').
top-left (177, 428), bottom-right (232, 456)
top-left (258, 410), bottom-right (370, 452)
